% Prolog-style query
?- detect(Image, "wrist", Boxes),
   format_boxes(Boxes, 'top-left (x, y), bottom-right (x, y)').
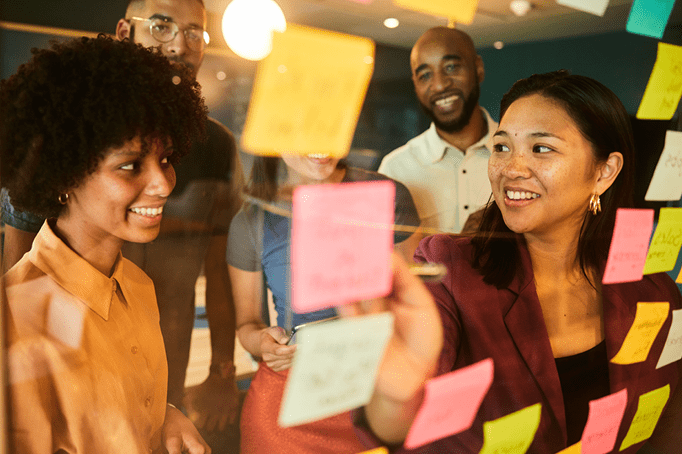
top-left (209, 362), bottom-right (236, 379)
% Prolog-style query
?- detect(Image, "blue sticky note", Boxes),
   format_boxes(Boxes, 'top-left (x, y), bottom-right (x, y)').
top-left (626, 0), bottom-right (676, 40)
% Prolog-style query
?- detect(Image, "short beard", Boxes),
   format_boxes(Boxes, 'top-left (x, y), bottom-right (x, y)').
top-left (420, 82), bottom-right (481, 133)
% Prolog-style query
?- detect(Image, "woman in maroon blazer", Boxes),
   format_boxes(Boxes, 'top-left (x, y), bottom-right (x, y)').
top-left (349, 71), bottom-right (681, 453)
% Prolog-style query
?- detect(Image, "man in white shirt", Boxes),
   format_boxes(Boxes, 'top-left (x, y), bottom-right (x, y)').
top-left (379, 27), bottom-right (497, 235)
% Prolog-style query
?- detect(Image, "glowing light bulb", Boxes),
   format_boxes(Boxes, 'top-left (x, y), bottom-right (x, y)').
top-left (222, 0), bottom-right (286, 61)
top-left (383, 18), bottom-right (399, 29)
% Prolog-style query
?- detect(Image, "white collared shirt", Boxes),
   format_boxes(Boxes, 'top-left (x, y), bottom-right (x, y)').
top-left (378, 107), bottom-right (497, 234)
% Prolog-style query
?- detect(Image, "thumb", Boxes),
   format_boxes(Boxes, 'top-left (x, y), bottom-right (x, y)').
top-left (270, 326), bottom-right (290, 344)
top-left (165, 434), bottom-right (183, 454)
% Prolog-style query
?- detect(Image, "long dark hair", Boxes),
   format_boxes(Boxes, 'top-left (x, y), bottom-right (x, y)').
top-left (471, 70), bottom-right (635, 288)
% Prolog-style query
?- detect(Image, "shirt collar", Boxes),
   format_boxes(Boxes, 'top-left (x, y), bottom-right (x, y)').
top-left (423, 107), bottom-right (498, 164)
top-left (29, 221), bottom-right (126, 321)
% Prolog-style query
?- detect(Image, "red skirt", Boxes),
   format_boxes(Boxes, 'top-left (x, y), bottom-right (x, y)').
top-left (240, 362), bottom-right (366, 454)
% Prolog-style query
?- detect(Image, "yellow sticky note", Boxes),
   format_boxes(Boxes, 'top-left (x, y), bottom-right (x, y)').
top-left (643, 208), bottom-right (682, 274)
top-left (479, 403), bottom-right (541, 454)
top-left (357, 448), bottom-right (388, 454)
top-left (555, 442), bottom-right (581, 454)
top-left (620, 384), bottom-right (671, 450)
top-left (636, 42), bottom-right (682, 120)
top-left (393, 0), bottom-right (479, 25)
top-left (241, 24), bottom-right (375, 157)
top-left (611, 302), bottom-right (670, 365)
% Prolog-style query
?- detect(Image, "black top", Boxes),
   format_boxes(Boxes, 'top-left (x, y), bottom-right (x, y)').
top-left (555, 340), bottom-right (610, 446)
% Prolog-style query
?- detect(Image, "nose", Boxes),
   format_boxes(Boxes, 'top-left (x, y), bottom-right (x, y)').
top-left (501, 151), bottom-right (532, 180)
top-left (145, 161), bottom-right (175, 198)
top-left (165, 31), bottom-right (188, 56)
top-left (431, 70), bottom-right (452, 92)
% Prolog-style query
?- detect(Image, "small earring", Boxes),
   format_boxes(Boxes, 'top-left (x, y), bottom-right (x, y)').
top-left (58, 193), bottom-right (69, 205)
top-left (588, 193), bottom-right (601, 215)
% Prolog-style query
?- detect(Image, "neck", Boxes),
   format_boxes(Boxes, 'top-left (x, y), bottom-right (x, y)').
top-left (524, 228), bottom-right (583, 282)
top-left (436, 107), bottom-right (487, 152)
top-left (54, 217), bottom-right (123, 277)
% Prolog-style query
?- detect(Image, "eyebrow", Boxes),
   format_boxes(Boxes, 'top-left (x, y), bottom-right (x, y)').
top-left (494, 130), bottom-right (566, 141)
top-left (148, 13), bottom-right (203, 29)
top-left (414, 54), bottom-right (463, 75)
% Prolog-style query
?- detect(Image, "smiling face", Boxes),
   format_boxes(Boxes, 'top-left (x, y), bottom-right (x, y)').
top-left (411, 28), bottom-right (483, 133)
top-left (280, 154), bottom-right (343, 186)
top-left (489, 94), bottom-right (607, 240)
top-left (59, 136), bottom-right (175, 249)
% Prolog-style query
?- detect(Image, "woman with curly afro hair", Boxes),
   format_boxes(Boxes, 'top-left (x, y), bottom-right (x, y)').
top-left (2, 35), bottom-right (212, 454)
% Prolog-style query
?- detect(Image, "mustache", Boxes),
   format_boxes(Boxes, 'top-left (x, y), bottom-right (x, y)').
top-left (167, 57), bottom-right (195, 73)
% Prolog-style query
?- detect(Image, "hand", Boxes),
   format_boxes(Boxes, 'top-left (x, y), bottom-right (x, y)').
top-left (183, 372), bottom-right (240, 432)
top-left (339, 252), bottom-right (443, 403)
top-left (260, 326), bottom-right (296, 371)
top-left (163, 404), bottom-right (212, 454)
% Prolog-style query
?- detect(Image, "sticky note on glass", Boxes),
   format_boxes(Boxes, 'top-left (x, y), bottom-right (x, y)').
top-left (393, 0), bottom-right (479, 25)
top-left (656, 308), bottom-right (682, 369)
top-left (241, 24), bottom-right (374, 157)
top-left (636, 42), bottom-right (682, 120)
top-left (643, 208), bottom-right (682, 274)
top-left (358, 449), bottom-right (387, 454)
top-left (556, 0), bottom-right (609, 16)
top-left (580, 388), bottom-right (628, 454)
top-left (279, 312), bottom-right (394, 427)
top-left (556, 442), bottom-right (581, 454)
top-left (645, 131), bottom-right (682, 201)
top-left (603, 209), bottom-right (654, 284)
top-left (626, 0), bottom-right (676, 40)
top-left (620, 384), bottom-right (671, 450)
top-left (291, 181), bottom-right (394, 313)
top-left (404, 358), bottom-right (494, 449)
top-left (611, 302), bottom-right (670, 365)
top-left (478, 403), bottom-right (541, 454)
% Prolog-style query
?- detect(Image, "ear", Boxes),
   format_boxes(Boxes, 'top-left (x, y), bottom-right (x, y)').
top-left (475, 55), bottom-right (485, 84)
top-left (116, 18), bottom-right (131, 41)
top-left (595, 151), bottom-right (623, 195)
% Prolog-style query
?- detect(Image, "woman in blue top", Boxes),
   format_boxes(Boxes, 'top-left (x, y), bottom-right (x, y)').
top-left (228, 153), bottom-right (420, 453)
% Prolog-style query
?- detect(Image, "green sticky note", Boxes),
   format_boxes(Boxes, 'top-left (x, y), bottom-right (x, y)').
top-left (479, 403), bottom-right (541, 454)
top-left (620, 384), bottom-right (671, 451)
top-left (626, 0), bottom-right (676, 40)
top-left (643, 208), bottom-right (682, 274)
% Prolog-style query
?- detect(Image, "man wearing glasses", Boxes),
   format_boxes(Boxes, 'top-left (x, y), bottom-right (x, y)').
top-left (2, 0), bottom-right (243, 450)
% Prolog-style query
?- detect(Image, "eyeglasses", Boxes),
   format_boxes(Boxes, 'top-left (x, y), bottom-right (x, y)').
top-left (129, 16), bottom-right (209, 52)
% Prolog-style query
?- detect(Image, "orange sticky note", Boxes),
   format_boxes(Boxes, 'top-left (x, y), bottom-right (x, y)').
top-left (580, 388), bottom-right (628, 454)
top-left (404, 358), bottom-right (494, 449)
top-left (636, 42), bottom-right (682, 120)
top-left (602, 209), bottom-right (654, 284)
top-left (611, 302), bottom-right (669, 365)
top-left (620, 384), bottom-right (671, 450)
top-left (241, 24), bottom-right (375, 157)
top-left (479, 403), bottom-right (541, 454)
top-left (291, 181), bottom-right (394, 313)
top-left (393, 0), bottom-right (479, 25)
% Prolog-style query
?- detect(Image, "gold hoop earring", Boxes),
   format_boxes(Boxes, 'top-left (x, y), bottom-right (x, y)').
top-left (588, 193), bottom-right (601, 215)
top-left (58, 193), bottom-right (69, 205)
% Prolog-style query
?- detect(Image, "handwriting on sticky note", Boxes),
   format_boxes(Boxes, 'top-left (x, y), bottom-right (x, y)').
top-left (643, 208), bottom-right (682, 274)
top-left (556, 0), bottom-right (609, 16)
top-left (626, 0), bottom-right (676, 40)
top-left (637, 42), bottom-right (682, 120)
top-left (241, 24), bottom-right (374, 157)
top-left (404, 358), bottom-right (494, 449)
top-left (603, 209), bottom-right (654, 284)
top-left (580, 388), bottom-right (628, 454)
top-left (645, 131), bottom-right (682, 201)
top-left (657, 309), bottom-right (682, 369)
top-left (291, 181), bottom-right (394, 313)
top-left (393, 0), bottom-right (479, 25)
top-left (620, 384), bottom-right (671, 450)
top-left (555, 442), bottom-right (581, 454)
top-left (478, 403), bottom-right (541, 454)
top-left (278, 312), bottom-right (393, 427)
top-left (611, 302), bottom-right (669, 365)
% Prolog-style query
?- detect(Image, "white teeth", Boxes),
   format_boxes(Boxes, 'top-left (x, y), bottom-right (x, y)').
top-left (506, 190), bottom-right (539, 200)
top-left (435, 95), bottom-right (460, 106)
top-left (130, 206), bottom-right (163, 217)
top-left (308, 154), bottom-right (330, 159)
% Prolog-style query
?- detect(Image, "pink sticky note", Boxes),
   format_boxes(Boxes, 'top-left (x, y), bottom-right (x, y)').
top-left (603, 209), bottom-right (654, 284)
top-left (404, 358), bottom-right (494, 449)
top-left (580, 388), bottom-right (628, 454)
top-left (291, 181), bottom-right (394, 313)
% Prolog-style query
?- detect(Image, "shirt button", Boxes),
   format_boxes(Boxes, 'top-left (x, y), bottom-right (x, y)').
top-left (131, 345), bottom-right (138, 354)
top-left (462, 169), bottom-right (467, 174)
top-left (464, 205), bottom-right (469, 210)
top-left (145, 397), bottom-right (152, 407)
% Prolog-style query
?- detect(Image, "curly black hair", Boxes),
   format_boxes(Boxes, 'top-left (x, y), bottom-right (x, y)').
top-left (0, 34), bottom-right (207, 218)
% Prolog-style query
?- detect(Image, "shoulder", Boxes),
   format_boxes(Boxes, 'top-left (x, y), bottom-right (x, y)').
top-left (206, 117), bottom-right (236, 144)
top-left (608, 272), bottom-right (682, 310)
top-left (415, 235), bottom-right (476, 275)
top-left (378, 129), bottom-right (430, 173)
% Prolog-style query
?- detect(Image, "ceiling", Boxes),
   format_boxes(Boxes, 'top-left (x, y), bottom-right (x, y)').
top-left (202, 0), bottom-right (680, 51)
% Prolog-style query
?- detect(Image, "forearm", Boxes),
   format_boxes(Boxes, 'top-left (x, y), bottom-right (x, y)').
top-left (365, 386), bottom-right (426, 446)
top-left (237, 321), bottom-right (270, 359)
